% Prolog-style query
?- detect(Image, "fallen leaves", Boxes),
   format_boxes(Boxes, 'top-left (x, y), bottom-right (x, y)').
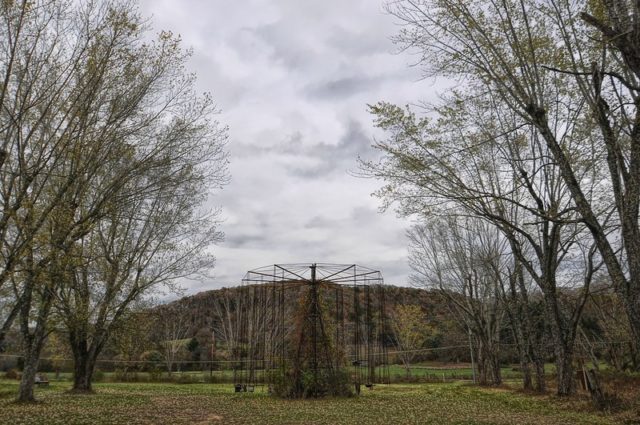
top-left (0, 379), bottom-right (631, 424)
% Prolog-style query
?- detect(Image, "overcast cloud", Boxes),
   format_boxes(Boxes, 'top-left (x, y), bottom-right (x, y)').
top-left (139, 0), bottom-right (441, 294)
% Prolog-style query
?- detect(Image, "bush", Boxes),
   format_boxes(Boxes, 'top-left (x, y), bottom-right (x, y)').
top-left (114, 368), bottom-right (140, 382)
top-left (140, 350), bottom-right (163, 372)
top-left (93, 370), bottom-right (105, 382)
top-left (203, 373), bottom-right (218, 384)
top-left (148, 367), bottom-right (163, 382)
top-left (592, 392), bottom-right (625, 412)
top-left (268, 367), bottom-right (353, 398)
top-left (176, 373), bottom-right (197, 384)
top-left (4, 369), bottom-right (20, 380)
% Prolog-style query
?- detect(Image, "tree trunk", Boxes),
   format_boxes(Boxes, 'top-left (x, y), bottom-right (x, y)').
top-left (507, 257), bottom-right (534, 391)
top-left (515, 329), bottom-right (533, 391)
top-left (17, 339), bottom-right (43, 402)
top-left (534, 356), bottom-right (546, 393)
top-left (480, 343), bottom-right (501, 386)
top-left (540, 272), bottom-right (577, 396)
top-left (544, 291), bottom-right (576, 396)
top-left (17, 271), bottom-right (53, 402)
top-left (520, 359), bottom-right (532, 391)
top-left (530, 341), bottom-right (547, 393)
top-left (71, 350), bottom-right (96, 392)
top-left (17, 315), bottom-right (49, 402)
top-left (555, 347), bottom-right (575, 396)
top-left (69, 328), bottom-right (105, 392)
top-left (511, 324), bottom-right (533, 390)
top-left (475, 345), bottom-right (488, 385)
top-left (547, 313), bottom-right (574, 396)
top-left (625, 294), bottom-right (640, 369)
top-left (490, 351), bottom-right (502, 386)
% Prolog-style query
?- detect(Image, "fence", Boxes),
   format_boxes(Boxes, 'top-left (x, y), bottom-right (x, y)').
top-left (0, 352), bottom-right (534, 385)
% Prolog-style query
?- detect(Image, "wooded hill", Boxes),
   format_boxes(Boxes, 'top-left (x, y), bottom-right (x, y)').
top-left (150, 282), bottom-right (633, 370)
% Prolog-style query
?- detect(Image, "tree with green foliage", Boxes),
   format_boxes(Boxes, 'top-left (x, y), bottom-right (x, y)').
top-left (378, 0), bottom-right (640, 376)
top-left (364, 91), bottom-right (601, 394)
top-left (0, 0), bottom-right (228, 400)
top-left (111, 311), bottom-right (156, 381)
top-left (390, 304), bottom-right (433, 377)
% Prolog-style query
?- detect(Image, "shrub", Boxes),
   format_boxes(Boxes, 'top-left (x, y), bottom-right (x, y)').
top-left (174, 373), bottom-right (194, 384)
top-left (114, 368), bottom-right (140, 382)
top-left (140, 350), bottom-right (163, 372)
top-left (267, 367), bottom-right (353, 398)
top-left (93, 370), bottom-right (105, 382)
top-left (203, 374), bottom-right (217, 384)
top-left (148, 367), bottom-right (163, 382)
top-left (4, 369), bottom-right (20, 380)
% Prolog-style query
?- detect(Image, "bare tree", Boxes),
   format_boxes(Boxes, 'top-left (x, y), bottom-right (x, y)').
top-left (409, 217), bottom-right (505, 385)
top-left (155, 303), bottom-right (191, 376)
top-left (211, 288), bottom-right (239, 356)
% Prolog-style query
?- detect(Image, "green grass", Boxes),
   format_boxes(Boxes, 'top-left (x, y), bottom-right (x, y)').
top-left (40, 364), bottom-right (524, 384)
top-left (386, 364), bottom-right (524, 380)
top-left (0, 378), bottom-right (629, 425)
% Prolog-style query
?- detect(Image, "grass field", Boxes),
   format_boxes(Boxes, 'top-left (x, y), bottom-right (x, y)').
top-left (0, 379), bottom-right (636, 425)
top-left (32, 362), bottom-right (530, 384)
top-left (385, 363), bottom-right (526, 381)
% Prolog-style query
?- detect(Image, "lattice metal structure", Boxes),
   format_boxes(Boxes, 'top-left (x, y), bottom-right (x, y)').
top-left (232, 263), bottom-right (390, 397)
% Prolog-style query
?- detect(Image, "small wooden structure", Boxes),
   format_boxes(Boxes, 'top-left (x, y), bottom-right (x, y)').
top-left (34, 373), bottom-right (49, 386)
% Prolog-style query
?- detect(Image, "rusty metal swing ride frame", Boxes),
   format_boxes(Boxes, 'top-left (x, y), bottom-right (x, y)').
top-left (232, 263), bottom-right (389, 397)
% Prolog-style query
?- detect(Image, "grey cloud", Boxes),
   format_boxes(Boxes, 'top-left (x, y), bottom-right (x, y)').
top-left (230, 131), bottom-right (302, 158)
top-left (231, 120), bottom-right (373, 179)
top-left (326, 26), bottom-right (389, 57)
top-left (349, 206), bottom-right (379, 223)
top-left (305, 76), bottom-right (384, 100)
top-left (224, 233), bottom-right (270, 249)
top-left (138, 0), bottom-right (426, 296)
top-left (250, 23), bottom-right (310, 70)
top-left (287, 121), bottom-right (374, 178)
top-left (304, 215), bottom-right (340, 229)
top-left (370, 259), bottom-right (410, 286)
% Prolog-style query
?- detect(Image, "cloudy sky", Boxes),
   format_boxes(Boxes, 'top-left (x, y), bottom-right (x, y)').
top-left (139, 0), bottom-right (440, 293)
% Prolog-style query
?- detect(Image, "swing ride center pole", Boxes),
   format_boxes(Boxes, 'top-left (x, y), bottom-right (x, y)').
top-left (310, 263), bottom-right (319, 397)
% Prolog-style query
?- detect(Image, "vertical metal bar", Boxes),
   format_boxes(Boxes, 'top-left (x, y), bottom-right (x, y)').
top-left (335, 285), bottom-right (340, 370)
top-left (280, 271), bottom-right (285, 375)
top-left (310, 263), bottom-right (318, 397)
top-left (354, 282), bottom-right (361, 393)
top-left (366, 284), bottom-right (373, 385)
